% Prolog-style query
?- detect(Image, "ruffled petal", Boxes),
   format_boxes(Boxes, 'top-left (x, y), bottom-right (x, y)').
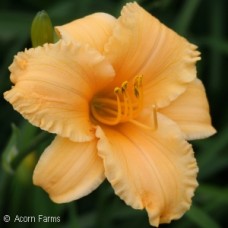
top-left (96, 114), bottom-right (198, 227)
top-left (159, 79), bottom-right (216, 140)
top-left (33, 136), bottom-right (104, 203)
top-left (56, 13), bottom-right (116, 52)
top-left (104, 2), bottom-right (200, 107)
top-left (4, 41), bottom-right (115, 142)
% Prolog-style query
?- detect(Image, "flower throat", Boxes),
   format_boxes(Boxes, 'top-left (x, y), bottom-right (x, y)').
top-left (91, 75), bottom-right (157, 129)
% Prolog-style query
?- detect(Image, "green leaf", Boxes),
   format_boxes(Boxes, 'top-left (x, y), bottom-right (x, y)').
top-left (186, 205), bottom-right (220, 228)
top-left (196, 127), bottom-right (228, 179)
top-left (174, 0), bottom-right (201, 35)
top-left (1, 124), bottom-right (20, 174)
top-left (0, 10), bottom-right (33, 40)
top-left (1, 122), bottom-right (50, 174)
top-left (67, 203), bottom-right (80, 228)
top-left (197, 184), bottom-right (228, 211)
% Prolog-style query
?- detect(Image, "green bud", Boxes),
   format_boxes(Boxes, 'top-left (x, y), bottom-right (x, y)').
top-left (31, 10), bottom-right (54, 47)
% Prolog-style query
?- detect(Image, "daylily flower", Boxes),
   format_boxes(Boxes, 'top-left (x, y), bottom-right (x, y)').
top-left (4, 2), bottom-right (216, 227)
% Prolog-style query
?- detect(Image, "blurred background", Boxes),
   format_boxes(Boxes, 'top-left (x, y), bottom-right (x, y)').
top-left (0, 0), bottom-right (227, 227)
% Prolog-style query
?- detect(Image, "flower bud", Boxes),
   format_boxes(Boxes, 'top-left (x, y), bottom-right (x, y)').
top-left (31, 10), bottom-right (54, 47)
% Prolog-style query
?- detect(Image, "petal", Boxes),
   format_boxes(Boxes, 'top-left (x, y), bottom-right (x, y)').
top-left (96, 114), bottom-right (198, 227)
top-left (104, 2), bottom-right (200, 107)
top-left (56, 13), bottom-right (116, 52)
top-left (33, 136), bottom-right (104, 203)
top-left (159, 79), bottom-right (216, 140)
top-left (4, 41), bottom-right (115, 142)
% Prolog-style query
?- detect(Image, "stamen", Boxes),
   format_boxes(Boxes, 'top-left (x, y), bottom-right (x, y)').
top-left (152, 105), bottom-right (158, 130)
top-left (114, 87), bottom-right (122, 123)
top-left (91, 74), bottom-right (148, 127)
top-left (134, 74), bottom-right (143, 88)
top-left (120, 82), bottom-right (129, 119)
top-left (134, 86), bottom-right (140, 98)
top-left (129, 105), bottom-right (158, 131)
top-left (91, 87), bottom-right (122, 125)
top-left (129, 119), bottom-right (155, 130)
top-left (121, 81), bottom-right (134, 119)
top-left (121, 81), bottom-right (128, 93)
top-left (133, 74), bottom-right (144, 115)
top-left (114, 87), bottom-right (121, 94)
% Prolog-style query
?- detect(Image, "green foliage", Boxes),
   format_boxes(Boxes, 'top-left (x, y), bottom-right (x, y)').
top-left (2, 124), bottom-right (20, 174)
top-left (0, 0), bottom-right (227, 227)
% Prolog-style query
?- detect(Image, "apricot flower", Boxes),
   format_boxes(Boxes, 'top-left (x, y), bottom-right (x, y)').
top-left (4, 3), bottom-right (216, 227)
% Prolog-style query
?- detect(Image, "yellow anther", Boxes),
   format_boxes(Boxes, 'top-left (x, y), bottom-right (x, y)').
top-left (114, 87), bottom-right (121, 94)
top-left (134, 74), bottom-right (143, 88)
top-left (134, 75), bottom-right (143, 99)
top-left (121, 81), bottom-right (128, 93)
top-left (134, 87), bottom-right (140, 98)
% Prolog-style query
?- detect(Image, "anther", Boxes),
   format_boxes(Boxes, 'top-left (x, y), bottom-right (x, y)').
top-left (114, 87), bottom-right (121, 94)
top-left (134, 75), bottom-right (143, 98)
top-left (121, 81), bottom-right (128, 93)
top-left (121, 81), bottom-right (130, 119)
top-left (134, 87), bottom-right (140, 98)
top-left (134, 74), bottom-right (143, 87)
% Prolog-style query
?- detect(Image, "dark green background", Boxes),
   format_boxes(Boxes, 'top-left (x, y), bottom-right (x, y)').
top-left (0, 0), bottom-right (227, 227)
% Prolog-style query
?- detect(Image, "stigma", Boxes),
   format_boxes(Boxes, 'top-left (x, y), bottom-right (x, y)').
top-left (91, 75), bottom-right (158, 129)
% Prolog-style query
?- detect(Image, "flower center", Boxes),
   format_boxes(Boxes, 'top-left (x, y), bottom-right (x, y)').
top-left (91, 75), bottom-right (149, 126)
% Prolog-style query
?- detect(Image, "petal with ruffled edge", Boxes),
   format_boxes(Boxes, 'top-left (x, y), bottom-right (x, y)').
top-left (56, 13), bottom-right (116, 52)
top-left (4, 41), bottom-right (115, 142)
top-left (159, 79), bottom-right (216, 140)
top-left (33, 136), bottom-right (104, 203)
top-left (104, 2), bottom-right (200, 108)
top-left (96, 114), bottom-right (198, 227)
